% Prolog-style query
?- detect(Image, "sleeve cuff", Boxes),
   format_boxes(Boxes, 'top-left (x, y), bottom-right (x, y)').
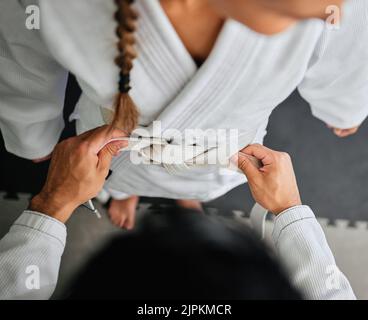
top-left (12, 211), bottom-right (67, 247)
top-left (272, 205), bottom-right (316, 244)
top-left (310, 104), bottom-right (368, 130)
top-left (0, 116), bottom-right (64, 160)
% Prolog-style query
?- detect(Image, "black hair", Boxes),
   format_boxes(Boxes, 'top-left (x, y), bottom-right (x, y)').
top-left (66, 208), bottom-right (301, 300)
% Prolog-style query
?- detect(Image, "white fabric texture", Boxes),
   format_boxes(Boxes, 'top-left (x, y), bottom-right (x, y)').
top-left (0, 0), bottom-right (69, 159)
top-left (1, 0), bottom-right (368, 200)
top-left (101, 136), bottom-right (258, 174)
top-left (0, 207), bottom-right (355, 300)
top-left (249, 203), bottom-right (268, 239)
top-left (273, 206), bottom-right (356, 300)
top-left (0, 211), bottom-right (66, 300)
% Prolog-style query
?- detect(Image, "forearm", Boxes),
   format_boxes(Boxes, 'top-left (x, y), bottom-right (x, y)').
top-left (272, 206), bottom-right (356, 300)
top-left (30, 192), bottom-right (77, 224)
top-left (0, 211), bottom-right (66, 300)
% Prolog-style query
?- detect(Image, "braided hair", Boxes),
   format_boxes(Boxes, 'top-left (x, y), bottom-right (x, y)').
top-left (112, 0), bottom-right (139, 132)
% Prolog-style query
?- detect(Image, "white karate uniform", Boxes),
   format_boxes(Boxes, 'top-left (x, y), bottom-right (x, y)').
top-left (1, 0), bottom-right (368, 200)
top-left (0, 206), bottom-right (356, 300)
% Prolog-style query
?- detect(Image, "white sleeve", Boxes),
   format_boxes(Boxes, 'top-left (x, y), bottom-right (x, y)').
top-left (0, 211), bottom-right (66, 300)
top-left (298, 0), bottom-right (368, 129)
top-left (0, 0), bottom-right (68, 159)
top-left (272, 206), bottom-right (356, 300)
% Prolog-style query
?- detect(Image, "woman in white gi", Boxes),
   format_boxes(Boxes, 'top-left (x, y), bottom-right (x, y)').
top-left (1, 0), bottom-right (368, 229)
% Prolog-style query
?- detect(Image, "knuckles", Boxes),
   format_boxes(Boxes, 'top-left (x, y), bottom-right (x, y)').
top-left (276, 151), bottom-right (291, 162)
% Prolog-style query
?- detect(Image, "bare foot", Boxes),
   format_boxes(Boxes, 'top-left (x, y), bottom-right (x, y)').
top-left (176, 199), bottom-right (203, 212)
top-left (108, 196), bottom-right (139, 230)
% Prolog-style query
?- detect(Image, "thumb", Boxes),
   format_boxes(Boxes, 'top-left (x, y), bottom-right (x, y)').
top-left (234, 152), bottom-right (261, 180)
top-left (97, 141), bottom-right (126, 173)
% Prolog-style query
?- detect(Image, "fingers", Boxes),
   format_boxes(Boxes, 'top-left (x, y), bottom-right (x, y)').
top-left (327, 124), bottom-right (360, 138)
top-left (82, 125), bottom-right (128, 153)
top-left (97, 141), bottom-right (127, 173)
top-left (32, 153), bottom-right (52, 163)
top-left (235, 152), bottom-right (261, 180)
top-left (241, 144), bottom-right (275, 166)
top-left (333, 127), bottom-right (359, 138)
top-left (235, 144), bottom-right (290, 180)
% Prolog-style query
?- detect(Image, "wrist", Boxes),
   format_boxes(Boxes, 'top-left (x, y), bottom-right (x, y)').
top-left (272, 199), bottom-right (302, 216)
top-left (29, 191), bottom-right (77, 223)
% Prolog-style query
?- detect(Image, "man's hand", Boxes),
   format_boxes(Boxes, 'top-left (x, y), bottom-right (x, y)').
top-left (233, 144), bottom-right (302, 215)
top-left (30, 126), bottom-right (128, 223)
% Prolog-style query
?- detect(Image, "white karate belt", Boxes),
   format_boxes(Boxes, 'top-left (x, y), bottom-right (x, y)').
top-left (104, 136), bottom-right (269, 238)
top-left (106, 136), bottom-right (262, 172)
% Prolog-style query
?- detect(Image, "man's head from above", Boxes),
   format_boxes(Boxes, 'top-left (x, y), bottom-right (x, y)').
top-left (66, 209), bottom-right (301, 299)
top-left (208, 0), bottom-right (344, 34)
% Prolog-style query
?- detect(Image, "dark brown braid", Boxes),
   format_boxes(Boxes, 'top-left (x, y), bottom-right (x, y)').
top-left (113, 0), bottom-right (139, 133)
